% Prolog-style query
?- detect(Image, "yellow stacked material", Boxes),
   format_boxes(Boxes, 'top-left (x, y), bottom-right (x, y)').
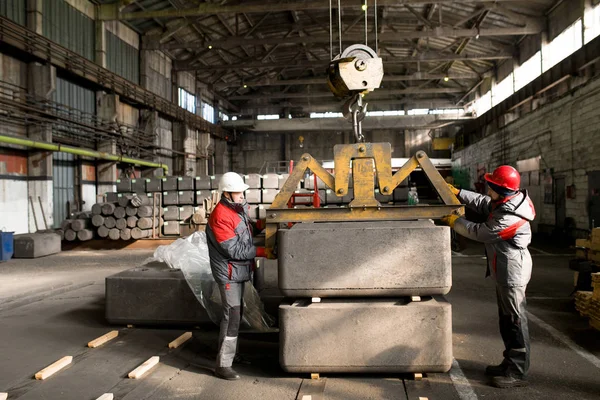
top-left (576, 239), bottom-right (591, 248)
top-left (576, 239), bottom-right (590, 259)
top-left (592, 229), bottom-right (600, 250)
top-left (588, 298), bottom-right (600, 331)
top-left (593, 273), bottom-right (600, 300)
top-left (575, 291), bottom-right (593, 317)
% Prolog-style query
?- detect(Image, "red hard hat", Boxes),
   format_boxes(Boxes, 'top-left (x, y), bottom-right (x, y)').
top-left (484, 165), bottom-right (520, 191)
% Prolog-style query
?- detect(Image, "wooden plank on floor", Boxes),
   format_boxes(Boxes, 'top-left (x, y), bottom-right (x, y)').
top-left (168, 332), bottom-right (192, 349)
top-left (95, 394), bottom-right (114, 400)
top-left (0, 392), bottom-right (7, 400)
top-left (404, 373), bottom-right (461, 400)
top-left (88, 330), bottom-right (119, 348)
top-left (34, 356), bottom-right (73, 380)
top-left (128, 356), bottom-right (160, 379)
top-left (296, 378), bottom-right (327, 400)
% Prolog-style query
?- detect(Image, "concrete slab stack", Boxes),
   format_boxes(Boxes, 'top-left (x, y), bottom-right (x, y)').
top-left (277, 220), bottom-right (453, 374)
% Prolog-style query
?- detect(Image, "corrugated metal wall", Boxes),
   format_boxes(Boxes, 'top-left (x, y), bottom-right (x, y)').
top-left (52, 152), bottom-right (76, 229)
top-left (0, 0), bottom-right (26, 25)
top-left (43, 0), bottom-right (94, 61)
top-left (52, 77), bottom-right (96, 146)
top-left (107, 32), bottom-right (140, 84)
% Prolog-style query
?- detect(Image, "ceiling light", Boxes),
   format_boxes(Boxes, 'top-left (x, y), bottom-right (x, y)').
top-left (444, 76), bottom-right (449, 82)
top-left (208, 45), bottom-right (213, 49)
top-left (243, 84), bottom-right (248, 88)
top-left (361, 4), bottom-right (367, 11)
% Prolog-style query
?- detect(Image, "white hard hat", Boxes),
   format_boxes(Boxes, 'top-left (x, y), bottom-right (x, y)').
top-left (219, 172), bottom-right (249, 192)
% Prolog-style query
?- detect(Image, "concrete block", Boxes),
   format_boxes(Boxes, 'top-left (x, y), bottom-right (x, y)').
top-left (163, 206), bottom-right (179, 221)
top-left (210, 174), bottom-right (223, 190)
top-left (105, 263), bottom-right (211, 325)
top-left (278, 174), bottom-right (290, 189)
top-left (258, 205), bottom-right (268, 220)
top-left (117, 193), bottom-right (133, 207)
top-left (162, 191), bottom-right (178, 206)
top-left (161, 176), bottom-right (178, 191)
top-left (13, 233), bottom-right (61, 258)
top-left (195, 190), bottom-right (212, 206)
top-left (194, 176), bottom-right (212, 190)
top-left (244, 173), bottom-right (262, 189)
top-left (278, 221), bottom-right (451, 297)
top-left (279, 296), bottom-right (452, 373)
top-left (325, 189), bottom-right (342, 204)
top-left (292, 189), bottom-right (314, 205)
top-left (255, 258), bottom-right (278, 291)
top-left (116, 178), bottom-right (132, 193)
top-left (163, 221), bottom-right (180, 236)
top-left (177, 176), bottom-right (194, 191)
top-left (179, 205), bottom-right (194, 221)
top-left (130, 179), bottom-right (146, 193)
top-left (246, 189), bottom-right (262, 204)
top-left (178, 191), bottom-right (194, 205)
top-left (106, 192), bottom-right (118, 203)
top-left (248, 204), bottom-right (258, 219)
top-left (262, 189), bottom-right (280, 203)
top-left (304, 174), bottom-right (328, 190)
top-left (145, 178), bottom-right (162, 192)
top-left (318, 189), bottom-right (327, 205)
top-left (262, 173), bottom-right (279, 189)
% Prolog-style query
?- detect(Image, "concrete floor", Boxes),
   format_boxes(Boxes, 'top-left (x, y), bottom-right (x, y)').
top-left (0, 241), bottom-right (599, 400)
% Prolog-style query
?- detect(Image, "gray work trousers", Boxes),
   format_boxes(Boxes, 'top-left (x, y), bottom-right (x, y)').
top-left (216, 281), bottom-right (245, 368)
top-left (496, 284), bottom-right (530, 377)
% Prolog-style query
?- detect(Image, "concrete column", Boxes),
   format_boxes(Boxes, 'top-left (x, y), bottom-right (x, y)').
top-left (95, 19), bottom-right (107, 68)
top-left (213, 138), bottom-right (230, 174)
top-left (27, 63), bottom-right (56, 232)
top-left (96, 92), bottom-right (119, 194)
top-left (196, 132), bottom-right (211, 176)
top-left (27, 0), bottom-right (43, 35)
top-left (173, 122), bottom-right (197, 176)
top-left (139, 110), bottom-right (167, 178)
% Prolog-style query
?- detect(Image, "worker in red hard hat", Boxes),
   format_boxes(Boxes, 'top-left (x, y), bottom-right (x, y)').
top-left (441, 165), bottom-right (536, 389)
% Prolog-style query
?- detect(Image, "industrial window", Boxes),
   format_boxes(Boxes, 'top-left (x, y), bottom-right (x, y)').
top-left (542, 19), bottom-right (582, 72)
top-left (219, 112), bottom-right (229, 122)
top-left (585, 3), bottom-right (600, 44)
top-left (257, 114), bottom-right (280, 120)
top-left (178, 88), bottom-right (196, 114)
top-left (407, 108), bottom-right (429, 116)
top-left (202, 102), bottom-right (215, 123)
top-left (474, 90), bottom-right (492, 117)
top-left (514, 52), bottom-right (542, 91)
top-left (492, 73), bottom-right (514, 107)
top-left (310, 112), bottom-right (343, 118)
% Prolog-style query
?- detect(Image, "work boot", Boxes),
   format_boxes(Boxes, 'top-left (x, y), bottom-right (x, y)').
top-left (485, 362), bottom-right (508, 376)
top-left (214, 367), bottom-right (240, 380)
top-left (492, 374), bottom-right (529, 388)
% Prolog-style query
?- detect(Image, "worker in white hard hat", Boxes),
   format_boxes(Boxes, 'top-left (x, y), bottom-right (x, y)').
top-left (205, 172), bottom-right (275, 380)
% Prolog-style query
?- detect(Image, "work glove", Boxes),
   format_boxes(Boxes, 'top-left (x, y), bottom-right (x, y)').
top-left (256, 246), bottom-right (277, 259)
top-left (255, 219), bottom-right (267, 230)
top-left (447, 183), bottom-right (460, 196)
top-left (440, 214), bottom-right (460, 228)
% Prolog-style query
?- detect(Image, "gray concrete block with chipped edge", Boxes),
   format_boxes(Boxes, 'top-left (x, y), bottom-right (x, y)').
top-left (262, 173), bottom-right (279, 189)
top-left (179, 205), bottom-right (194, 221)
top-left (13, 233), bottom-right (61, 258)
top-left (105, 262), bottom-right (211, 325)
top-left (279, 297), bottom-right (452, 373)
top-left (245, 189), bottom-right (262, 204)
top-left (177, 176), bottom-right (194, 191)
top-left (278, 221), bottom-right (451, 297)
top-left (244, 173), bottom-right (262, 189)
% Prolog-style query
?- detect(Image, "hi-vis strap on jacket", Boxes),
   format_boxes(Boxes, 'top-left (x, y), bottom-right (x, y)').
top-left (454, 190), bottom-right (536, 286)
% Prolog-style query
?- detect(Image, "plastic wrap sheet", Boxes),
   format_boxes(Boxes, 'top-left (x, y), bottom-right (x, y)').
top-left (149, 232), bottom-right (274, 331)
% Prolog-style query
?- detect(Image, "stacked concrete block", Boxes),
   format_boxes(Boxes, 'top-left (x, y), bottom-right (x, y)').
top-left (245, 173), bottom-right (262, 189)
top-left (178, 191), bottom-right (195, 205)
top-left (130, 178), bottom-right (146, 193)
top-left (262, 173), bottom-right (280, 189)
top-left (278, 220), bottom-right (453, 373)
top-left (162, 221), bottom-right (181, 236)
top-left (195, 190), bottom-right (212, 206)
top-left (145, 178), bottom-right (162, 192)
top-left (292, 189), bottom-right (314, 205)
top-left (262, 189), bottom-right (280, 203)
top-left (162, 176), bottom-right (178, 191)
top-left (177, 176), bottom-right (194, 191)
top-left (163, 206), bottom-right (179, 221)
top-left (116, 178), bottom-right (132, 193)
top-left (257, 205), bottom-right (268, 220)
top-left (106, 192), bottom-right (119, 203)
top-left (210, 174), bottom-right (223, 190)
top-left (194, 176), bottom-right (212, 190)
top-left (245, 189), bottom-right (262, 204)
top-left (162, 191), bottom-right (178, 205)
top-left (179, 205), bottom-right (194, 221)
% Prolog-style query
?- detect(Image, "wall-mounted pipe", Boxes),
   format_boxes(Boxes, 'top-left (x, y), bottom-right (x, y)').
top-left (0, 134), bottom-right (169, 174)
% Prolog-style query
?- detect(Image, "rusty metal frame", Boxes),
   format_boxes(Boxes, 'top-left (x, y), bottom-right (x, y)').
top-left (264, 143), bottom-right (464, 249)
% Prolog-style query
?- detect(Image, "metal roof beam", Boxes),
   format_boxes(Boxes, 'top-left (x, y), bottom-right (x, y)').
top-left (214, 72), bottom-right (481, 90)
top-left (99, 0), bottom-right (548, 21)
top-left (147, 27), bottom-right (540, 50)
top-left (175, 51), bottom-right (513, 71)
top-left (228, 87), bottom-right (464, 101)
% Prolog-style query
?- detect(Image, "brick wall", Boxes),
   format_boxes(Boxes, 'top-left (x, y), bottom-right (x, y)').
top-left (453, 75), bottom-right (600, 231)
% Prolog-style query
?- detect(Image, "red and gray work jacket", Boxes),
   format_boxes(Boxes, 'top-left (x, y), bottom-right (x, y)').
top-left (454, 189), bottom-right (536, 286)
top-left (206, 198), bottom-right (263, 284)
